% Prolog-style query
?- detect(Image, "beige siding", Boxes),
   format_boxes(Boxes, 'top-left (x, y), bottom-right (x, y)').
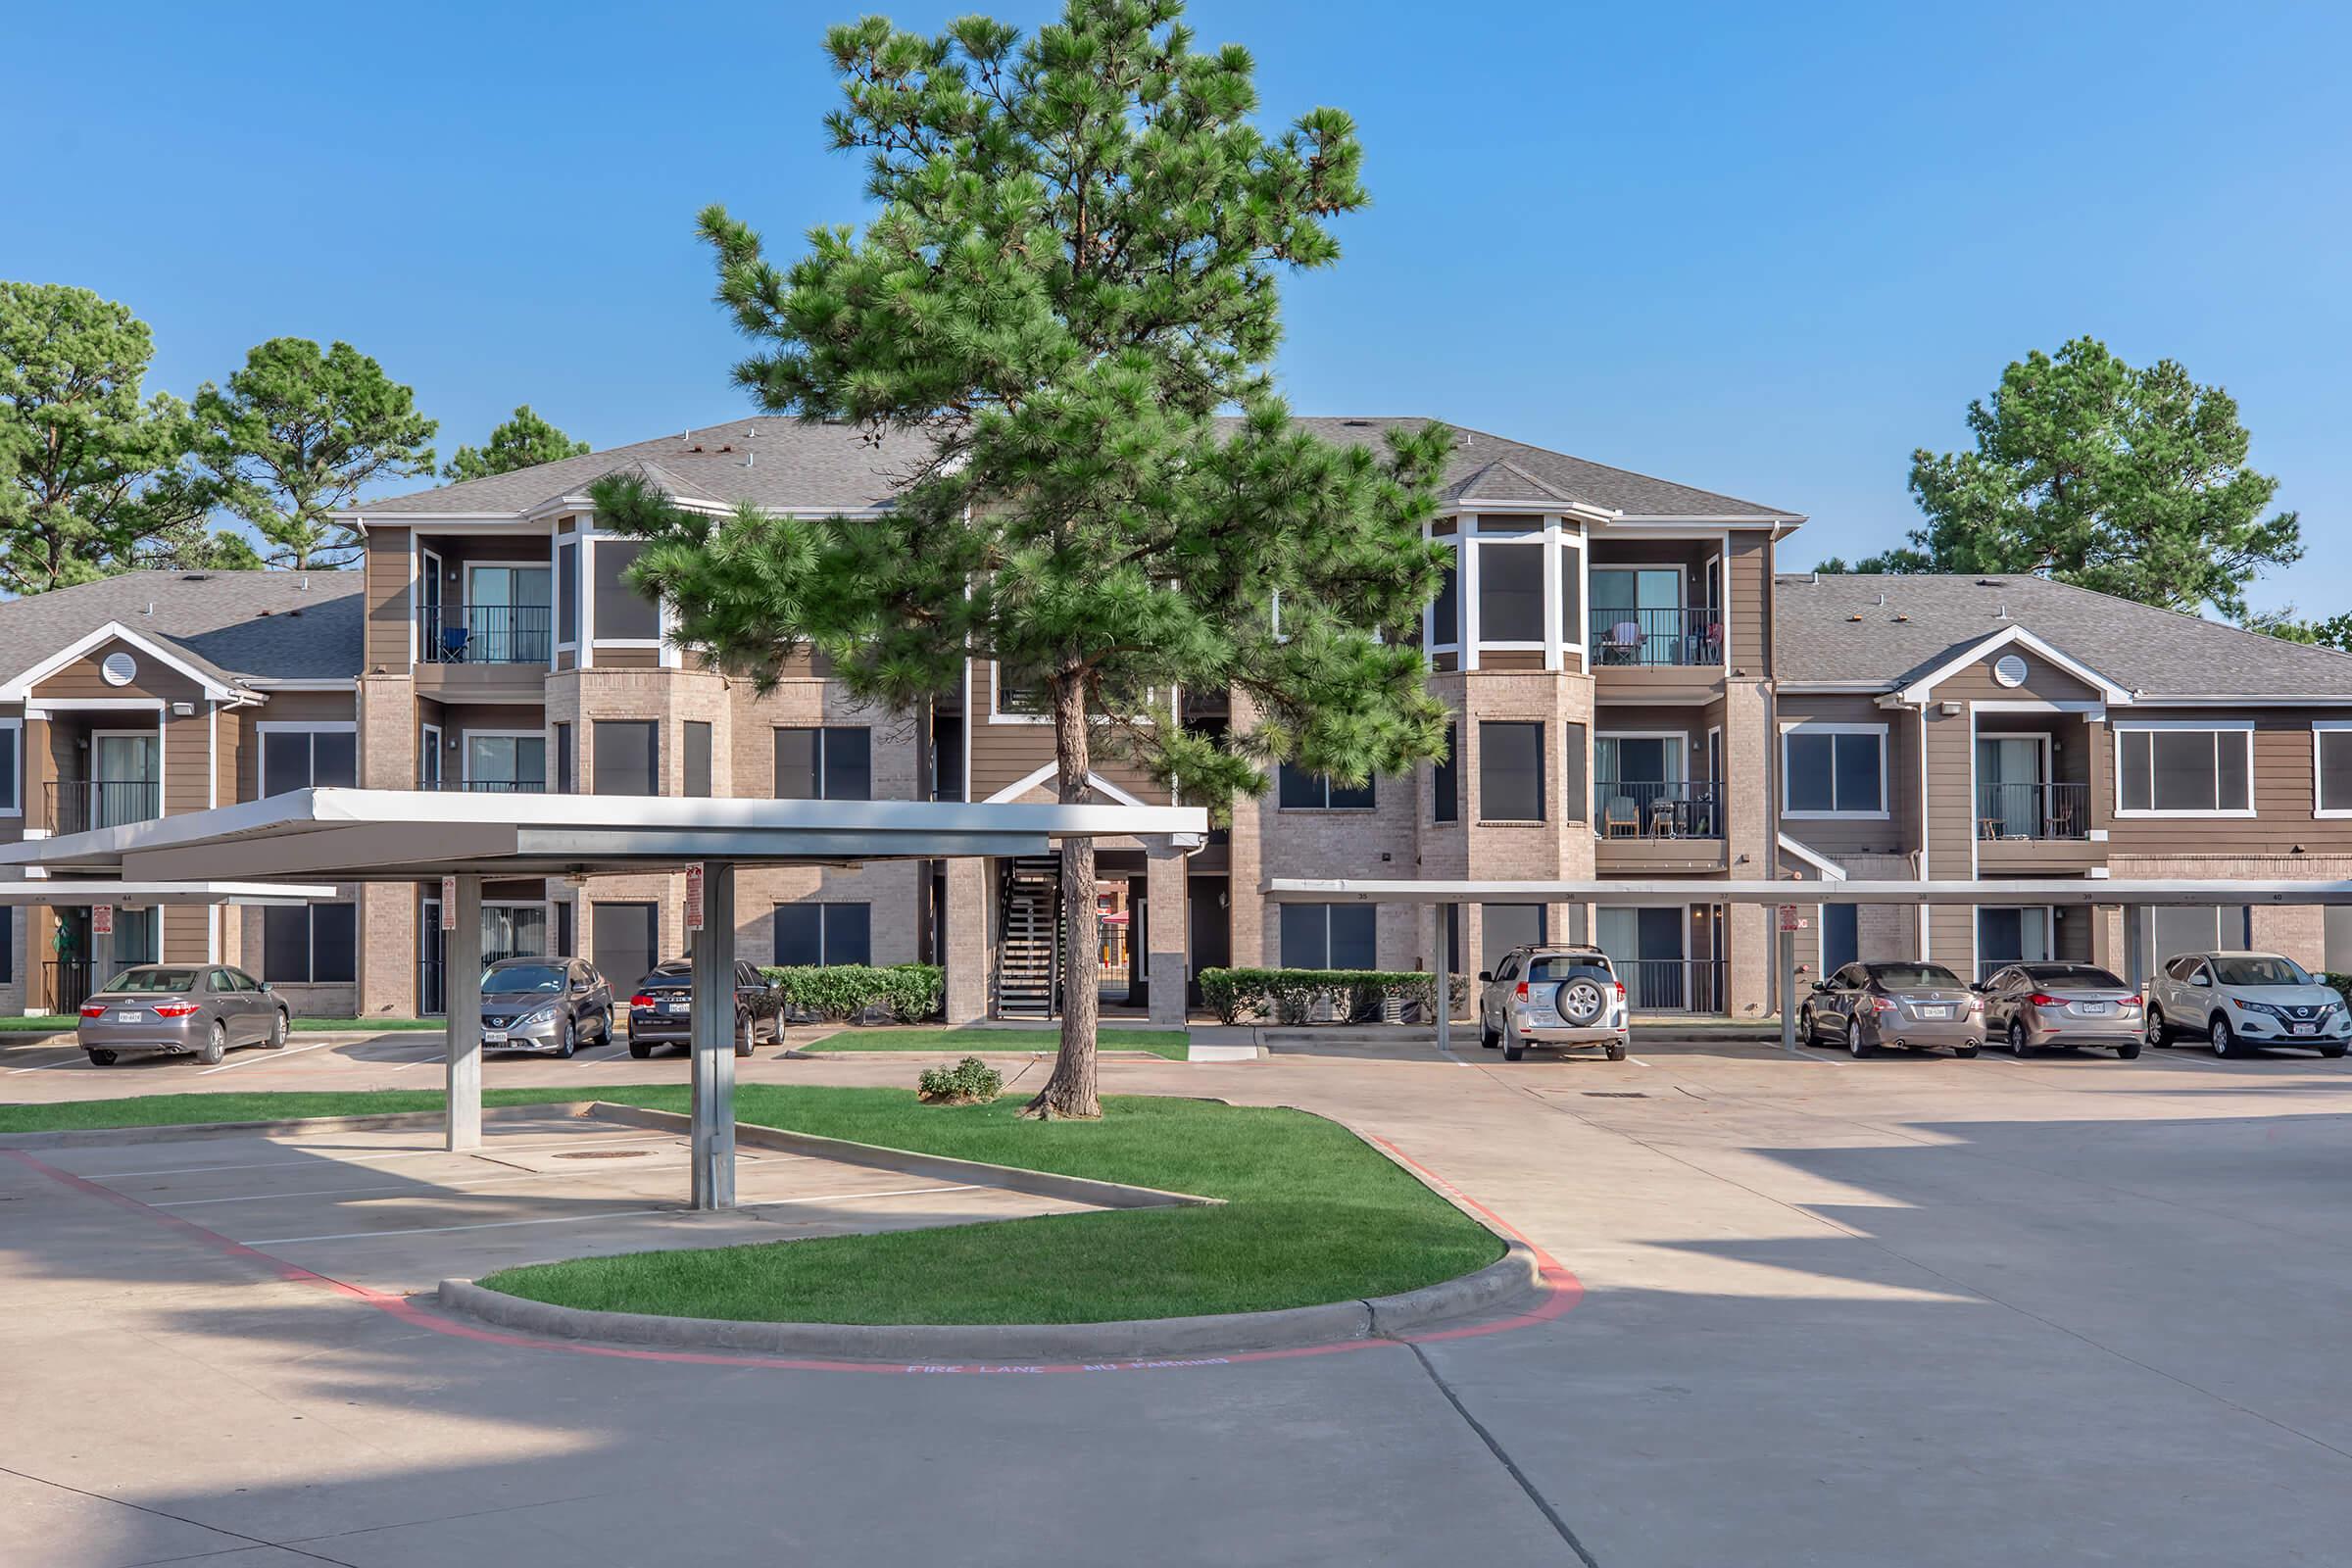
top-left (364, 528), bottom-right (413, 669)
top-left (1728, 533), bottom-right (1771, 672)
top-left (2106, 707), bottom-right (2352, 857)
top-left (1776, 694), bottom-right (1916, 861)
top-left (32, 640), bottom-right (203, 703)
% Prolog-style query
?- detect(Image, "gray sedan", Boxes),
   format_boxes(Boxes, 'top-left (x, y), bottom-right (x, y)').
top-left (478, 956), bottom-right (614, 1058)
top-left (1976, 962), bottom-right (2144, 1057)
top-left (1802, 960), bottom-right (1984, 1057)
top-left (77, 964), bottom-right (290, 1066)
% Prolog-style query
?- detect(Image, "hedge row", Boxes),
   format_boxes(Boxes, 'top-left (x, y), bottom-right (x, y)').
top-left (1198, 966), bottom-right (1469, 1026)
top-left (757, 963), bottom-right (945, 1024)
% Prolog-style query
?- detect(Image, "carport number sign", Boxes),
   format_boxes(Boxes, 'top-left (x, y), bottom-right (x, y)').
top-left (1778, 905), bottom-right (1807, 933)
top-left (92, 904), bottom-right (113, 937)
top-left (439, 879), bottom-right (456, 930)
top-left (686, 865), bottom-right (705, 932)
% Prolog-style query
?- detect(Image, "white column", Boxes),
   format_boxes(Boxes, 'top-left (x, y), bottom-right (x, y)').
top-left (1144, 841), bottom-right (1188, 1026)
top-left (444, 874), bottom-right (483, 1152)
top-left (690, 860), bottom-right (737, 1210)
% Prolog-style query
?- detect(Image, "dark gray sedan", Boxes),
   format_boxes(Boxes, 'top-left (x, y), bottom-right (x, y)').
top-left (624, 958), bottom-right (780, 1058)
top-left (1976, 962), bottom-right (2144, 1057)
top-left (77, 964), bottom-right (290, 1066)
top-left (1802, 960), bottom-right (1985, 1057)
top-left (478, 956), bottom-right (614, 1058)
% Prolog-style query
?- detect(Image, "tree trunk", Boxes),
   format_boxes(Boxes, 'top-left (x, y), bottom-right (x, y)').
top-left (1025, 672), bottom-right (1102, 1119)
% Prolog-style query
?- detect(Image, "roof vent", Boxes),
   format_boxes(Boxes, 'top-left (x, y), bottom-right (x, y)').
top-left (1343, 418), bottom-right (1371, 426)
top-left (141, 602), bottom-right (154, 616)
top-left (1846, 612), bottom-right (1864, 622)
top-left (1993, 654), bottom-right (2029, 688)
top-left (1994, 602), bottom-right (2010, 620)
top-left (1874, 591), bottom-right (1886, 606)
top-left (1976, 577), bottom-right (2003, 587)
top-left (298, 574), bottom-right (310, 591)
top-left (101, 652), bottom-right (137, 687)
top-left (179, 572), bottom-right (210, 582)
top-left (1890, 612), bottom-right (1910, 622)
top-left (717, 444), bottom-right (733, 453)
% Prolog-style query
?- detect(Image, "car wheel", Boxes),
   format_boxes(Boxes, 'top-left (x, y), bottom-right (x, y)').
top-left (555, 1018), bottom-right (577, 1059)
top-left (85, 1048), bottom-right (117, 1066)
top-left (1954, 1043), bottom-right (1980, 1059)
top-left (734, 1016), bottom-right (756, 1059)
top-left (269, 1009), bottom-right (289, 1049)
top-left (1605, 1042), bottom-right (1628, 1061)
top-left (2322, 1042), bottom-right (2349, 1060)
top-left (1799, 1007), bottom-right (1819, 1046)
top-left (2009, 1020), bottom-right (2034, 1058)
top-left (2117, 1039), bottom-right (2142, 1059)
top-left (198, 1021), bottom-right (226, 1066)
top-left (2147, 1006), bottom-right (2171, 1047)
top-left (2211, 1014), bottom-right (2242, 1059)
top-left (627, 1039), bottom-right (653, 1060)
top-left (1480, 1022), bottom-right (1500, 1051)
top-left (1503, 1043), bottom-right (1524, 1062)
top-left (1848, 1027), bottom-right (1873, 1059)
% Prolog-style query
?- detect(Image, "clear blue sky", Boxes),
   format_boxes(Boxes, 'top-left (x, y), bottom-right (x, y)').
top-left (8, 1), bottom-right (2347, 614)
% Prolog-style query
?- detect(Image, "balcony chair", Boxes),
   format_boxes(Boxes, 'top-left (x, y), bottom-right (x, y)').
top-left (1603, 794), bottom-right (1641, 837)
top-left (1605, 620), bottom-right (1642, 664)
top-left (440, 623), bottom-right (469, 662)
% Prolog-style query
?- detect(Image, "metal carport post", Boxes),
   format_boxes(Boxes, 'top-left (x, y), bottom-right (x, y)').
top-left (689, 860), bottom-right (736, 1208)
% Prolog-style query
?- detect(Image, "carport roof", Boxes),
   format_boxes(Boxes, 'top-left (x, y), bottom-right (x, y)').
top-left (0, 879), bottom-right (334, 906)
top-left (0, 790), bottom-right (1208, 884)
top-left (1268, 877), bottom-right (2352, 906)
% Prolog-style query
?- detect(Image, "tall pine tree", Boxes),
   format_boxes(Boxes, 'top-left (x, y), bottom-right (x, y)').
top-left (597, 0), bottom-right (1448, 1116)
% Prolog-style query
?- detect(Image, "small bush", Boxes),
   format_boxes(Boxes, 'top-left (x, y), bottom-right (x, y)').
top-left (1196, 967), bottom-right (1455, 1026)
top-left (760, 963), bottom-right (944, 1024)
top-left (917, 1055), bottom-right (1004, 1104)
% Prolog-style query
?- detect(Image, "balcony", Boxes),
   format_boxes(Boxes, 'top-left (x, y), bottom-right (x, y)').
top-left (1976, 781), bottom-right (2100, 873)
top-left (1613, 957), bottom-right (1728, 1014)
top-left (422, 777), bottom-right (549, 794)
top-left (1593, 780), bottom-right (1727, 873)
top-left (48, 779), bottom-right (161, 837)
top-left (419, 603), bottom-right (552, 665)
top-left (1589, 607), bottom-right (1723, 668)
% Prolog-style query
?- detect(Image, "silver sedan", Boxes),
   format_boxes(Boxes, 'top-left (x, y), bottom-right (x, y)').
top-left (1976, 963), bottom-right (2144, 1057)
top-left (77, 964), bottom-right (290, 1066)
top-left (1803, 960), bottom-right (1984, 1057)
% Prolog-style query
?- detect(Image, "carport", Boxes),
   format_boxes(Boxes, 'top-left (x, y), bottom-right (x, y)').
top-left (1268, 877), bottom-right (2352, 1054)
top-left (0, 879), bottom-right (336, 1002)
top-left (2, 790), bottom-right (1204, 1208)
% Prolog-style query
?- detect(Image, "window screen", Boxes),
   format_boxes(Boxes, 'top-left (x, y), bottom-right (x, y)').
top-left (774, 727), bottom-right (871, 801)
top-left (1277, 763), bottom-right (1373, 809)
top-left (1785, 730), bottom-right (1883, 813)
top-left (558, 541), bottom-right (580, 645)
top-left (0, 726), bottom-right (21, 813)
top-left (772, 903), bottom-right (872, 966)
top-left (1481, 904), bottom-right (1546, 973)
top-left (1480, 721), bottom-right (1544, 820)
top-left (593, 902), bottom-right (658, 991)
top-left (2322, 730), bottom-right (2352, 812)
top-left (261, 730), bottom-right (356, 797)
top-left (262, 904), bottom-right (354, 984)
top-left (554, 722), bottom-right (573, 794)
top-left (1433, 724), bottom-right (1457, 823)
top-left (2119, 727), bottom-right (2250, 812)
top-left (1558, 544), bottom-right (1583, 645)
top-left (1561, 721), bottom-right (1588, 823)
top-left (1432, 556), bottom-right (1459, 645)
top-left (592, 540), bottom-right (659, 640)
top-left (1278, 903), bottom-right (1376, 970)
top-left (685, 721), bottom-right (712, 799)
top-left (1477, 541), bottom-right (1544, 642)
top-left (593, 720), bottom-right (659, 796)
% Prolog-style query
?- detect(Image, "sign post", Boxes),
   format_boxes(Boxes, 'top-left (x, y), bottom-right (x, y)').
top-left (1777, 904), bottom-right (1802, 1055)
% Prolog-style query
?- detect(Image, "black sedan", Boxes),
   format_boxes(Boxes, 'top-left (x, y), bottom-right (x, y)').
top-left (625, 958), bottom-right (781, 1058)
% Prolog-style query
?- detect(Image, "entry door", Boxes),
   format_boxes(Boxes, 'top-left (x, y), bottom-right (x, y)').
top-left (467, 565), bottom-right (553, 662)
top-left (1597, 906), bottom-right (1688, 1009)
top-left (1976, 906), bottom-right (2051, 982)
top-left (91, 733), bottom-right (159, 827)
top-left (593, 903), bottom-right (658, 993)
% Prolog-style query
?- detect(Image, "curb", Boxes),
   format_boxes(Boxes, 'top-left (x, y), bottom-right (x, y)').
top-left (0, 1101), bottom-right (598, 1152)
top-left (578, 1102), bottom-right (1219, 1212)
top-left (433, 1242), bottom-right (1542, 1362)
top-left (778, 1049), bottom-right (1170, 1062)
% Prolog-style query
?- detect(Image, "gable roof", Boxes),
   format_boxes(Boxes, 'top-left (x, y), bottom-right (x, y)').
top-left (0, 571), bottom-right (364, 696)
top-left (340, 416), bottom-right (1804, 525)
top-left (1776, 572), bottom-right (2352, 700)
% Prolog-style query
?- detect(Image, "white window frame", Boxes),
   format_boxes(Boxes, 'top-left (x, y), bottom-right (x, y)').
top-left (1466, 526), bottom-right (1550, 656)
top-left (255, 720), bottom-right (356, 799)
top-left (1424, 534), bottom-right (1461, 657)
top-left (1779, 720), bottom-right (1889, 820)
top-left (87, 725), bottom-right (165, 827)
top-left (2315, 720), bottom-right (2352, 818)
top-left (2113, 719), bottom-right (2255, 819)
top-left (0, 716), bottom-right (21, 817)
top-left (1588, 561), bottom-right (1697, 668)
top-left (989, 662), bottom-right (1052, 725)
top-left (583, 535), bottom-right (664, 651)
top-left (419, 722), bottom-right (443, 789)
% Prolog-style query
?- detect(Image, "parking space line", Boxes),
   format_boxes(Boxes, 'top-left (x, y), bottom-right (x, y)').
top-left (240, 1183), bottom-right (982, 1246)
top-left (5, 1051), bottom-right (92, 1075)
top-left (155, 1163), bottom-right (634, 1207)
top-left (195, 1037), bottom-right (346, 1076)
top-left (83, 1135), bottom-right (680, 1181)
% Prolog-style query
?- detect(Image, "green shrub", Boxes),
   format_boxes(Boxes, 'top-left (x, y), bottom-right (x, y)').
top-left (760, 964), bottom-right (945, 1024)
top-left (916, 1054), bottom-right (1004, 1104)
top-left (1194, 967), bottom-right (1454, 1026)
top-left (2328, 972), bottom-right (2352, 1004)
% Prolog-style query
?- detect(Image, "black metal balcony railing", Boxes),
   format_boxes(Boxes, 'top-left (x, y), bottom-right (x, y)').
top-left (47, 779), bottom-right (162, 836)
top-left (421, 777), bottom-right (548, 794)
top-left (419, 603), bottom-right (553, 664)
top-left (1594, 779), bottom-right (1724, 839)
top-left (1613, 957), bottom-right (1728, 1014)
top-left (1589, 607), bottom-right (1723, 667)
top-left (1977, 781), bottom-right (2089, 840)
top-left (46, 958), bottom-right (92, 1014)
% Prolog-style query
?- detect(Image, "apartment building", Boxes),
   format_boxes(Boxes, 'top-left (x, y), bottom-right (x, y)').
top-left (1775, 571), bottom-right (2352, 987)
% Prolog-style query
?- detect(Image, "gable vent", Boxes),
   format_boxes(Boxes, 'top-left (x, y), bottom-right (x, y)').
top-left (1993, 654), bottom-right (2029, 688)
top-left (100, 652), bottom-right (137, 687)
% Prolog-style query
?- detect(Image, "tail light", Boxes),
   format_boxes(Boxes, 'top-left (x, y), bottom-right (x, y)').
top-left (630, 994), bottom-right (656, 1009)
top-left (152, 1003), bottom-right (201, 1018)
top-left (78, 1004), bottom-right (107, 1018)
top-left (1874, 997), bottom-right (1899, 1012)
top-left (2028, 993), bottom-right (2059, 1007)
top-left (2123, 994), bottom-right (2142, 1008)
top-left (1514, 981), bottom-right (1530, 1003)
top-left (1614, 982), bottom-right (1627, 1004)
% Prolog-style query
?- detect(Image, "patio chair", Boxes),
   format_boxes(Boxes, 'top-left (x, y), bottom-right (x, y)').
top-left (1606, 619), bottom-right (1642, 664)
top-left (1603, 794), bottom-right (1640, 838)
top-left (439, 622), bottom-right (469, 662)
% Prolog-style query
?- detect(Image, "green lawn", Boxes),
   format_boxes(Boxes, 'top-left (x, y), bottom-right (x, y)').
top-left (0, 1017), bottom-right (79, 1033)
top-left (0, 1016), bottom-right (442, 1036)
top-left (0, 1082), bottom-right (1499, 1325)
top-left (793, 1025), bottom-right (1189, 1060)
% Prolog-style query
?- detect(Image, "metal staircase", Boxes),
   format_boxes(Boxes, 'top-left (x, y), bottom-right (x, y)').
top-left (995, 854), bottom-right (1063, 1018)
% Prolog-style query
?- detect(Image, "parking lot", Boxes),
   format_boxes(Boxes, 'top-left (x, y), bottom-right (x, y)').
top-left (9, 1030), bottom-right (2352, 1565)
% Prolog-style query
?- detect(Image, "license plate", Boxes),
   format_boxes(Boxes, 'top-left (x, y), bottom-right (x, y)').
top-left (481, 1030), bottom-right (509, 1045)
top-left (1918, 1005), bottom-right (1951, 1019)
top-left (2291, 1023), bottom-right (2316, 1036)
top-left (115, 1010), bottom-right (143, 1023)
top-left (2076, 1003), bottom-right (2109, 1015)
top-left (665, 1002), bottom-right (690, 1014)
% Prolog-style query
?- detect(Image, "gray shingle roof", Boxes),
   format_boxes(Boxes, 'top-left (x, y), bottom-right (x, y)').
top-left (1775, 572), bottom-right (2352, 699)
top-left (0, 571), bottom-right (364, 691)
top-left (345, 416), bottom-right (1803, 523)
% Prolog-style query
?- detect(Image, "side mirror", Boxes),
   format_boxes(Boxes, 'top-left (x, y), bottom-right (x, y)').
top-left (260, 981), bottom-right (273, 994)
top-left (1809, 980), bottom-right (1830, 994)
top-left (1477, 971), bottom-right (1493, 984)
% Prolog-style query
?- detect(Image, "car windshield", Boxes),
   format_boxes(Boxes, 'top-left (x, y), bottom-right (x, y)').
top-left (2212, 956), bottom-right (2313, 987)
top-left (1527, 956), bottom-right (1608, 980)
top-left (104, 967), bottom-right (199, 994)
top-left (1869, 964), bottom-right (1963, 989)
top-left (2021, 965), bottom-right (2125, 987)
top-left (483, 963), bottom-right (566, 994)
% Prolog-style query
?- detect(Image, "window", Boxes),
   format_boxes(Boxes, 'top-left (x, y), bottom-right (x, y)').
top-left (1432, 554), bottom-right (1458, 645)
top-left (1480, 721), bottom-right (1544, 820)
top-left (2317, 724), bottom-right (2352, 816)
top-left (593, 540), bottom-right (659, 641)
top-left (1558, 543), bottom-right (1583, 647)
top-left (593, 720), bottom-right (659, 796)
top-left (261, 728), bottom-right (357, 797)
top-left (1277, 762), bottom-right (1374, 809)
top-left (0, 908), bottom-right (12, 984)
top-left (1477, 541), bottom-right (1545, 643)
top-left (1278, 903), bottom-right (1376, 970)
top-left (772, 902), bottom-right (871, 966)
top-left (554, 722), bottom-right (573, 794)
top-left (1782, 725), bottom-right (1886, 816)
top-left (0, 721), bottom-right (19, 814)
top-left (1432, 724), bottom-right (1458, 823)
top-left (685, 721), bottom-right (712, 799)
top-left (1480, 904), bottom-right (1546, 974)
top-left (593, 903), bottom-right (658, 991)
top-left (1821, 902), bottom-right (1858, 976)
top-left (481, 903), bottom-right (550, 962)
top-left (263, 903), bottom-right (355, 984)
top-left (558, 540), bottom-right (580, 645)
top-left (2118, 723), bottom-right (2251, 815)
top-left (1561, 722), bottom-right (1588, 824)
top-left (774, 726), bottom-right (871, 801)
top-left (466, 734), bottom-right (545, 792)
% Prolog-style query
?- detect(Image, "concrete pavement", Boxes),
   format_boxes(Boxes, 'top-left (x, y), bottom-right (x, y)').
top-left (7, 1030), bottom-right (2352, 1563)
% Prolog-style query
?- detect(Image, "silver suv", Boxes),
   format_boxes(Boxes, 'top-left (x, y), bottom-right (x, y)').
top-left (1478, 945), bottom-right (1629, 1061)
top-left (2145, 951), bottom-right (2351, 1059)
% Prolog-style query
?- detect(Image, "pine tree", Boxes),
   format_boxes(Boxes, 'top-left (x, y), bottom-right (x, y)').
top-left (444, 405), bottom-right (591, 481)
top-left (596, 0), bottom-right (1449, 1117)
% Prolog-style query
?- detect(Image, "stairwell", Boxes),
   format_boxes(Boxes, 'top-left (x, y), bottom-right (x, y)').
top-left (995, 854), bottom-right (1062, 1018)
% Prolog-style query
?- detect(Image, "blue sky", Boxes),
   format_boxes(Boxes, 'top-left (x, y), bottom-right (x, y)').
top-left (8, 1), bottom-right (2347, 614)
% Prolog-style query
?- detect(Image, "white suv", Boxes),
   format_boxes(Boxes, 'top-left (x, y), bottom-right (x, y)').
top-left (2146, 951), bottom-right (2352, 1059)
top-left (1478, 946), bottom-right (1630, 1061)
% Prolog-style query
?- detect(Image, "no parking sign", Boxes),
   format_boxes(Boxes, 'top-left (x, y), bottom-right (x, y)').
top-left (685, 864), bottom-right (705, 932)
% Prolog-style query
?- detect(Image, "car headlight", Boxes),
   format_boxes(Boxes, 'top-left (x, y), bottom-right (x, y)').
top-left (2235, 999), bottom-right (2287, 1020)
top-left (516, 1005), bottom-right (558, 1026)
